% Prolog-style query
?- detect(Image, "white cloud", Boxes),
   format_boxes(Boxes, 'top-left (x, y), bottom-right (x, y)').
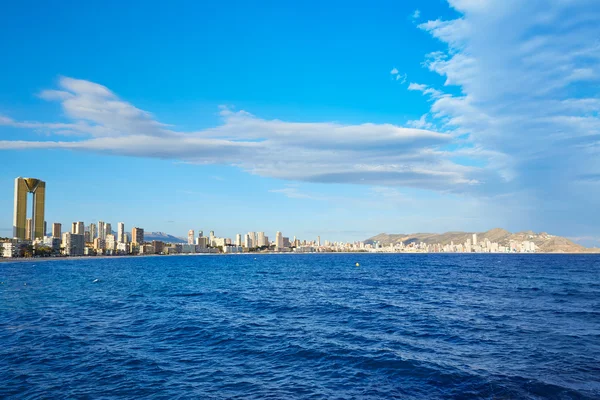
top-left (0, 77), bottom-right (485, 192)
top-left (269, 187), bottom-right (316, 199)
top-left (412, 9), bottom-right (421, 20)
top-left (413, 0), bottom-right (600, 234)
top-left (390, 68), bottom-right (407, 83)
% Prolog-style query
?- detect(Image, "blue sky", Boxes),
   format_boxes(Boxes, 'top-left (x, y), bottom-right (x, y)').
top-left (1, 0), bottom-right (599, 244)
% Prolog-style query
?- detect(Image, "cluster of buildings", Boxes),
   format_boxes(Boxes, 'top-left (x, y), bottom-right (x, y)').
top-left (1, 177), bottom-right (327, 258)
top-left (1, 177), bottom-right (147, 258)
top-left (362, 233), bottom-right (537, 253)
top-left (1, 177), bottom-right (538, 258)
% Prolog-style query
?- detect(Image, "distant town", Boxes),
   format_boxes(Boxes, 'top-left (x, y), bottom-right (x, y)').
top-left (2, 177), bottom-right (542, 259)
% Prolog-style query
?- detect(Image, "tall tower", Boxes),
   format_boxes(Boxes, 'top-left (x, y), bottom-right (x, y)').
top-left (13, 177), bottom-right (46, 240)
top-left (188, 230), bottom-right (195, 245)
top-left (117, 222), bottom-right (125, 243)
top-left (90, 223), bottom-right (97, 240)
top-left (132, 227), bottom-right (144, 244)
top-left (52, 223), bottom-right (62, 238)
top-left (98, 221), bottom-right (105, 240)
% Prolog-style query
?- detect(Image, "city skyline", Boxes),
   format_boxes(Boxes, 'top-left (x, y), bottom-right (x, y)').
top-left (3, 175), bottom-right (593, 257)
top-left (1, 1), bottom-right (599, 246)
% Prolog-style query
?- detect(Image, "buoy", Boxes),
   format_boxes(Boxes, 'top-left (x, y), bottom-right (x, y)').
top-left (355, 262), bottom-right (360, 267)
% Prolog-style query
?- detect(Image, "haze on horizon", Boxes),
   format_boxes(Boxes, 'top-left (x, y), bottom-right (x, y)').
top-left (1, 0), bottom-right (599, 246)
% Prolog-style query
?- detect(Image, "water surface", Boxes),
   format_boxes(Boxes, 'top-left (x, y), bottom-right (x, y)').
top-left (1, 254), bottom-right (599, 399)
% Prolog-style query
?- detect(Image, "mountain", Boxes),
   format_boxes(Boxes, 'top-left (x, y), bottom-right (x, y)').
top-left (365, 228), bottom-right (597, 253)
top-left (144, 232), bottom-right (187, 243)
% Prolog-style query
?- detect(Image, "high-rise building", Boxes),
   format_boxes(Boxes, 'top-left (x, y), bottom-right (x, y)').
top-left (117, 222), bottom-right (125, 243)
top-left (13, 177), bottom-right (46, 241)
top-left (52, 223), bottom-right (61, 238)
top-left (244, 234), bottom-right (251, 248)
top-left (71, 222), bottom-right (77, 234)
top-left (317, 236), bottom-right (321, 246)
top-left (275, 231), bottom-right (284, 249)
top-left (62, 232), bottom-right (84, 256)
top-left (106, 234), bottom-right (116, 251)
top-left (44, 221), bottom-right (47, 236)
top-left (188, 230), bottom-right (195, 245)
top-left (98, 221), bottom-right (105, 240)
top-left (90, 223), bottom-right (97, 241)
top-left (132, 227), bottom-right (144, 244)
top-left (198, 231), bottom-right (204, 238)
top-left (25, 218), bottom-right (33, 241)
top-left (235, 234), bottom-right (242, 246)
top-left (152, 240), bottom-right (164, 254)
top-left (257, 232), bottom-right (266, 247)
top-left (76, 221), bottom-right (84, 236)
top-left (472, 233), bottom-right (478, 246)
top-left (247, 232), bottom-right (256, 248)
top-left (93, 238), bottom-right (106, 250)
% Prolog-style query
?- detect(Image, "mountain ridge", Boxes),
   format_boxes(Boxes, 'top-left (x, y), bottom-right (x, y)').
top-left (365, 228), bottom-right (599, 253)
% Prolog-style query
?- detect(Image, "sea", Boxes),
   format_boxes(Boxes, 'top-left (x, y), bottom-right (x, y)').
top-left (1, 254), bottom-right (599, 399)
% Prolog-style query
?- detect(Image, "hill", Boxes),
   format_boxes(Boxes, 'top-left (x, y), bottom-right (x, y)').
top-left (365, 228), bottom-right (595, 253)
top-left (144, 232), bottom-right (187, 243)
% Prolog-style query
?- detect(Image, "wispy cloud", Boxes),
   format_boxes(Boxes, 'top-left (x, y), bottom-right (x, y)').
top-left (411, 0), bottom-right (600, 233)
top-left (269, 187), bottom-right (316, 199)
top-left (0, 76), bottom-right (484, 192)
top-left (390, 68), bottom-right (407, 83)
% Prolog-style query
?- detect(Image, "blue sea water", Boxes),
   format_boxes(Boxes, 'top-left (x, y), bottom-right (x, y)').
top-left (1, 254), bottom-right (599, 399)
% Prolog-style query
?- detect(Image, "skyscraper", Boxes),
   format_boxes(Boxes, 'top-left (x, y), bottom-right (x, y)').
top-left (13, 177), bottom-right (46, 241)
top-left (90, 223), bottom-right (97, 241)
top-left (98, 221), bottom-right (105, 240)
top-left (76, 221), bottom-right (85, 236)
top-left (275, 231), bottom-right (283, 249)
top-left (52, 223), bottom-right (62, 238)
top-left (257, 232), bottom-right (266, 247)
top-left (72, 222), bottom-right (77, 234)
top-left (132, 227), bottom-right (144, 244)
top-left (472, 233), bottom-right (478, 246)
top-left (117, 222), bottom-right (125, 243)
top-left (235, 234), bottom-right (242, 246)
top-left (188, 230), bottom-right (195, 245)
top-left (105, 223), bottom-right (112, 237)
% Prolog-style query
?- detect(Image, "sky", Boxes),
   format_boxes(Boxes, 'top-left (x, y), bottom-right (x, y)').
top-left (1, 0), bottom-right (599, 245)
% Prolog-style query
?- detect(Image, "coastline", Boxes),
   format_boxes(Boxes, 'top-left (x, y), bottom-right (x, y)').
top-left (2, 251), bottom-right (600, 263)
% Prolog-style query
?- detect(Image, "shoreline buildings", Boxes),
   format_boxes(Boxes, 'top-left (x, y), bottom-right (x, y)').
top-left (2, 176), bottom-right (544, 258)
top-left (13, 177), bottom-right (45, 240)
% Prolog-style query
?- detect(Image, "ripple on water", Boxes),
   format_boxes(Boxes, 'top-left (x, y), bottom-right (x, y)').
top-left (1, 253), bottom-right (599, 399)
